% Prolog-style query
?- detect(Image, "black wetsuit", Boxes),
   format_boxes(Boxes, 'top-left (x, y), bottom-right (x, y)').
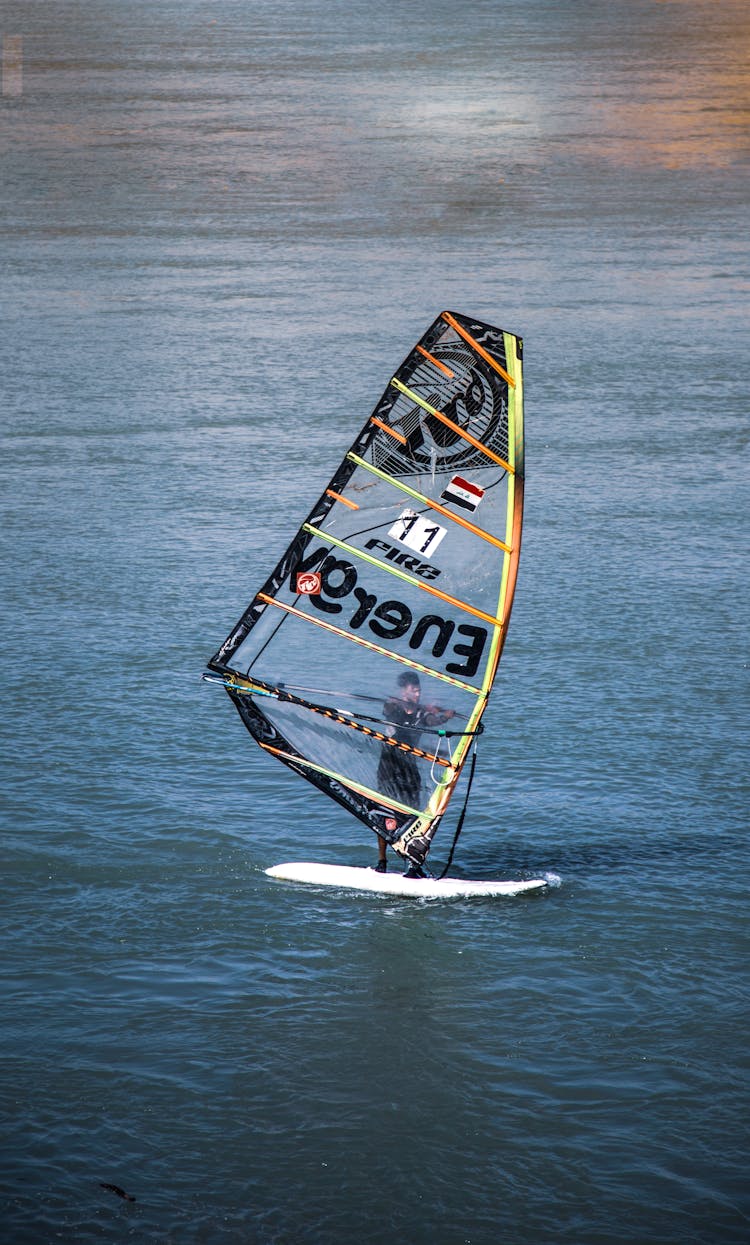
top-left (376, 700), bottom-right (441, 807)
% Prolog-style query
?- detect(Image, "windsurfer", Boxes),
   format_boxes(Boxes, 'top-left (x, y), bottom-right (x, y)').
top-left (375, 671), bottom-right (454, 873)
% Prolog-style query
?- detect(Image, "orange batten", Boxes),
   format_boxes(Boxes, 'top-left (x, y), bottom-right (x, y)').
top-left (255, 592), bottom-right (482, 693)
top-left (416, 344), bottom-right (455, 378)
top-left (345, 449), bottom-right (511, 551)
top-left (442, 311), bottom-right (515, 388)
top-left (326, 488), bottom-right (359, 510)
top-left (371, 416), bottom-right (407, 444)
top-left (392, 381), bottom-right (513, 473)
top-left (417, 582), bottom-right (503, 629)
top-left (258, 714), bottom-right (449, 766)
top-left (257, 742), bottom-right (424, 814)
top-left (428, 404), bottom-right (513, 473)
top-left (420, 494), bottom-right (511, 553)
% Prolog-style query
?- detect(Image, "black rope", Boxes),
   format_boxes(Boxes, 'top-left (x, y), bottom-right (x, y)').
top-left (436, 744), bottom-right (479, 880)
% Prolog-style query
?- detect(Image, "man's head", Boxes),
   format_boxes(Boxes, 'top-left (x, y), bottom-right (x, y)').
top-left (397, 671), bottom-right (421, 704)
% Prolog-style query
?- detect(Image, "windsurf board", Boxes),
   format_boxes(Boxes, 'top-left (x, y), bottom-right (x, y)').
top-left (266, 862), bottom-right (559, 899)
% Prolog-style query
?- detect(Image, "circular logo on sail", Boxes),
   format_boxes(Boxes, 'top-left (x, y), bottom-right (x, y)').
top-left (296, 571), bottom-right (322, 595)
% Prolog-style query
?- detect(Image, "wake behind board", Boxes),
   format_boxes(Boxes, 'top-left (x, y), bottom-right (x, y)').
top-left (266, 862), bottom-right (557, 899)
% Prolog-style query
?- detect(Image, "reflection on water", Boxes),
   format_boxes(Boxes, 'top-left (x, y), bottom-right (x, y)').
top-left (2, 0), bottom-right (748, 242)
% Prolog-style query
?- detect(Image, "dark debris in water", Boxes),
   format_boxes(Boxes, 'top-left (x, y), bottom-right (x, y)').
top-left (99, 1182), bottom-right (136, 1202)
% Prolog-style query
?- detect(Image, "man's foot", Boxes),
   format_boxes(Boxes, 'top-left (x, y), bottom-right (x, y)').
top-left (374, 860), bottom-right (387, 873)
top-left (404, 864), bottom-right (425, 879)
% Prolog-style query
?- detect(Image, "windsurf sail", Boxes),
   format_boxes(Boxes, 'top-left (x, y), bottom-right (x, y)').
top-left (205, 311), bottom-right (524, 868)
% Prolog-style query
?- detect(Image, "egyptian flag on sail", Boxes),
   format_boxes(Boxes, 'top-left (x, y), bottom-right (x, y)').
top-left (441, 474), bottom-right (485, 513)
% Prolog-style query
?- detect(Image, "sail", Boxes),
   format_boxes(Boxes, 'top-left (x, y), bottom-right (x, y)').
top-left (206, 311), bottom-right (524, 867)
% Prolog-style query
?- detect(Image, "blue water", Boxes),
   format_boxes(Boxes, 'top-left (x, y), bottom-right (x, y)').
top-left (2, 2), bottom-right (748, 1242)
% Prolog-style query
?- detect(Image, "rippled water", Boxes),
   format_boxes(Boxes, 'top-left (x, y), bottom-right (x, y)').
top-left (2, 2), bottom-right (748, 1242)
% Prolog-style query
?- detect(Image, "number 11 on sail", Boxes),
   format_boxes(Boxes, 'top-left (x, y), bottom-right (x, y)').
top-left (388, 508), bottom-right (447, 556)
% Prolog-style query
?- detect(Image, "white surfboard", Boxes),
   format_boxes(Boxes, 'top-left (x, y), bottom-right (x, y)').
top-left (265, 861), bottom-right (559, 899)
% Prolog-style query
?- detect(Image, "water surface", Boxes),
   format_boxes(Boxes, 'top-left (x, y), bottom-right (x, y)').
top-left (1, 2), bottom-right (748, 1242)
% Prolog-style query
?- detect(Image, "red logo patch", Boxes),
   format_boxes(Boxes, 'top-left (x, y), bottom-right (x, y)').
top-left (296, 572), bottom-right (321, 595)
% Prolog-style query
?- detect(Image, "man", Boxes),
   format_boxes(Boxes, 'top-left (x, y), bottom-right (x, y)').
top-left (374, 671), bottom-right (454, 873)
